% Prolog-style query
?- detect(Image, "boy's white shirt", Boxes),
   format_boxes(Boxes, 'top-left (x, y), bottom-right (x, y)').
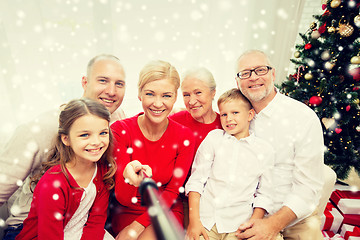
top-left (185, 129), bottom-right (275, 233)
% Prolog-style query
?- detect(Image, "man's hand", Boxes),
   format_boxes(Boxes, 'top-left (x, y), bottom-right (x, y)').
top-left (185, 219), bottom-right (209, 240)
top-left (115, 221), bottom-right (145, 240)
top-left (235, 218), bottom-right (280, 240)
top-left (123, 160), bottom-right (152, 187)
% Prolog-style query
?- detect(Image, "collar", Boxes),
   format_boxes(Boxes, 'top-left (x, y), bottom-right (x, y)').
top-left (224, 131), bottom-right (256, 144)
top-left (254, 89), bottom-right (282, 119)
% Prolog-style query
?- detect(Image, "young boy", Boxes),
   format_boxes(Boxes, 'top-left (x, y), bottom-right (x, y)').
top-left (185, 88), bottom-right (277, 240)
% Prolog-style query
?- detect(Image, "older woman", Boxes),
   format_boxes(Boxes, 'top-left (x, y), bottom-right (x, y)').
top-left (110, 60), bottom-right (195, 239)
top-left (169, 67), bottom-right (222, 228)
top-left (169, 67), bottom-right (222, 152)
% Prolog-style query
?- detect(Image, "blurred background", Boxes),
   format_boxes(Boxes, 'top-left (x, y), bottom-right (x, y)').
top-left (0, 0), bottom-right (319, 146)
top-left (4, 0), bottom-right (360, 237)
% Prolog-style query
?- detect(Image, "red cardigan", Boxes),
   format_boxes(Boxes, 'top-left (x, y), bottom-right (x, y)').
top-left (110, 113), bottom-right (195, 232)
top-left (169, 110), bottom-right (222, 154)
top-left (16, 163), bottom-right (110, 240)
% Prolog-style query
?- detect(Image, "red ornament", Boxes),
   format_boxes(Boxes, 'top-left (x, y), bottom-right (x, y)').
top-left (309, 96), bottom-right (323, 106)
top-left (322, 10), bottom-right (330, 16)
top-left (305, 43), bottom-right (312, 50)
top-left (353, 86), bottom-right (359, 91)
top-left (335, 128), bottom-right (342, 134)
top-left (289, 73), bottom-right (297, 81)
top-left (349, 67), bottom-right (360, 82)
top-left (318, 23), bottom-right (326, 34)
top-left (346, 105), bottom-right (351, 111)
top-left (322, 4), bottom-right (327, 10)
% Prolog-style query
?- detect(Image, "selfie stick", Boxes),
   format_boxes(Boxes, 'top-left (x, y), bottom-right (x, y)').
top-left (139, 176), bottom-right (185, 240)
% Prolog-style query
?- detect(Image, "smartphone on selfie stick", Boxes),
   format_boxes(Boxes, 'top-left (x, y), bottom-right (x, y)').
top-left (139, 176), bottom-right (185, 240)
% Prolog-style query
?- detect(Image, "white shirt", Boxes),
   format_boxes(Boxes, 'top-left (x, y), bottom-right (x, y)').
top-left (64, 165), bottom-right (98, 240)
top-left (250, 92), bottom-right (324, 224)
top-left (185, 129), bottom-right (275, 233)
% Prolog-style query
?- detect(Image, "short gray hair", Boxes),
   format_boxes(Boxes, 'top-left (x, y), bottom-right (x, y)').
top-left (182, 67), bottom-right (216, 91)
top-left (235, 49), bottom-right (273, 71)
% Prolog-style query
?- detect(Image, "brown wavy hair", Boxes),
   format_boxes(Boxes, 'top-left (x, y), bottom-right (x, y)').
top-left (31, 98), bottom-right (116, 191)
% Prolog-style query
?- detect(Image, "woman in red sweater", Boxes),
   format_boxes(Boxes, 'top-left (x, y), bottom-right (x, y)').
top-left (110, 60), bottom-right (195, 239)
top-left (169, 67), bottom-right (222, 228)
top-left (170, 67), bottom-right (222, 153)
top-left (16, 98), bottom-right (117, 240)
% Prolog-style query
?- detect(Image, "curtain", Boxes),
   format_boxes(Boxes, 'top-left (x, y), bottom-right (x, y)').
top-left (0, 0), bottom-right (305, 145)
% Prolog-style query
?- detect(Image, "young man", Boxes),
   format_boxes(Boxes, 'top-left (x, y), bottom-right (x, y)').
top-left (235, 50), bottom-right (324, 240)
top-left (185, 88), bottom-right (278, 240)
top-left (0, 54), bottom-right (126, 240)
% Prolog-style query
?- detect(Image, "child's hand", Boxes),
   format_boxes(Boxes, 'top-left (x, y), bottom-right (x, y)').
top-left (235, 220), bottom-right (254, 239)
top-left (123, 160), bottom-right (152, 187)
top-left (185, 220), bottom-right (209, 240)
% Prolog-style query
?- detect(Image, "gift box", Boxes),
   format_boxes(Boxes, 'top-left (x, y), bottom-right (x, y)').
top-left (343, 214), bottom-right (360, 227)
top-left (330, 188), bottom-right (360, 206)
top-left (340, 224), bottom-right (360, 240)
top-left (322, 230), bottom-right (345, 239)
top-left (329, 187), bottom-right (360, 227)
top-left (321, 201), bottom-right (344, 233)
top-left (337, 199), bottom-right (360, 215)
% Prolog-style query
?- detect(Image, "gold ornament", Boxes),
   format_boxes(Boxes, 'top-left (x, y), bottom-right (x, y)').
top-left (321, 50), bottom-right (331, 60)
top-left (337, 23), bottom-right (354, 37)
top-left (354, 15), bottom-right (360, 28)
top-left (354, 98), bottom-right (360, 104)
top-left (325, 61), bottom-right (335, 70)
top-left (351, 56), bottom-right (360, 64)
top-left (330, 0), bottom-right (341, 8)
top-left (322, 118), bottom-right (336, 130)
top-left (310, 22), bottom-right (317, 30)
top-left (311, 30), bottom-right (321, 39)
top-left (294, 51), bottom-right (300, 58)
top-left (328, 26), bottom-right (336, 33)
top-left (304, 72), bottom-right (313, 80)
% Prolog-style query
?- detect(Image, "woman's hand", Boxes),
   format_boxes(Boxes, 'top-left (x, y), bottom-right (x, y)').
top-left (115, 221), bottom-right (145, 240)
top-left (123, 160), bottom-right (152, 187)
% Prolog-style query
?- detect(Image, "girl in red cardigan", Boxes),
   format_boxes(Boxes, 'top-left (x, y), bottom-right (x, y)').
top-left (16, 98), bottom-right (117, 240)
top-left (110, 60), bottom-right (195, 239)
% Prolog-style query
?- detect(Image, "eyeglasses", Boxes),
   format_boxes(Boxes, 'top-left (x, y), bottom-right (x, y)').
top-left (236, 66), bottom-right (272, 80)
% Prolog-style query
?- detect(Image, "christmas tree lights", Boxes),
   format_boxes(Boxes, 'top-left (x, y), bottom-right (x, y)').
top-left (280, 0), bottom-right (360, 179)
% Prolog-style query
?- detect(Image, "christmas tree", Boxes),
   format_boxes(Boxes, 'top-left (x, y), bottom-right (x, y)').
top-left (280, 0), bottom-right (360, 180)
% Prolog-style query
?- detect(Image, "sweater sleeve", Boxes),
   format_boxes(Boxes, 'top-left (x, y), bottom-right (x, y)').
top-left (111, 121), bottom-right (139, 206)
top-left (135, 126), bottom-right (195, 227)
top-left (0, 114), bottom-right (57, 206)
top-left (36, 174), bottom-right (67, 240)
top-left (81, 166), bottom-right (109, 240)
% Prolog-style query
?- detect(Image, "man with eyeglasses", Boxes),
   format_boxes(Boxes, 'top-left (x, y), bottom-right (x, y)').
top-left (234, 50), bottom-right (324, 240)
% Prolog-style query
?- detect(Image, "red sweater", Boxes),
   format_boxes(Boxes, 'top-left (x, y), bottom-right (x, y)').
top-left (110, 113), bottom-right (195, 232)
top-left (16, 163), bottom-right (110, 240)
top-left (169, 110), bottom-right (222, 154)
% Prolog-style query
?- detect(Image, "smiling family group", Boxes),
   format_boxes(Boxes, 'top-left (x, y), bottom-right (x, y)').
top-left (0, 50), bottom-right (327, 240)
